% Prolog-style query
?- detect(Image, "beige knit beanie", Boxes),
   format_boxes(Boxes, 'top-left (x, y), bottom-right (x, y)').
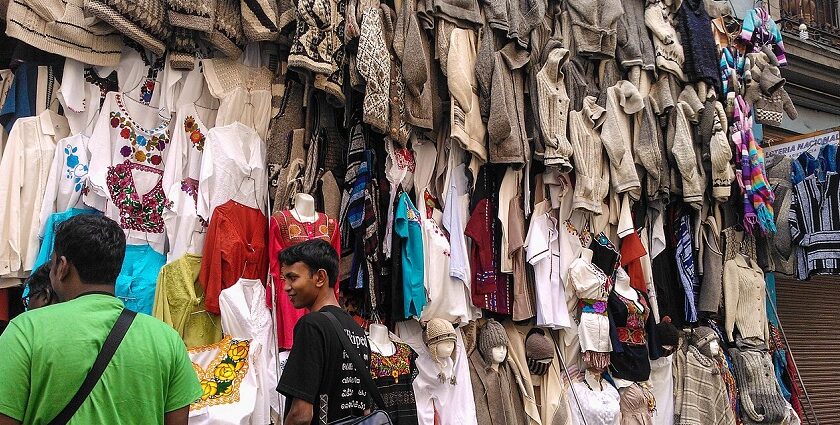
top-left (425, 318), bottom-right (457, 346)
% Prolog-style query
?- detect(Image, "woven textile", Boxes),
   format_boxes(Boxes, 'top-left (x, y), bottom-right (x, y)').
top-left (85, 0), bottom-right (171, 55)
top-left (209, 0), bottom-right (244, 58)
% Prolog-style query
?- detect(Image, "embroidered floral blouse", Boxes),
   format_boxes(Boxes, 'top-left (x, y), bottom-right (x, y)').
top-left (369, 342), bottom-right (419, 425)
top-left (86, 92), bottom-right (172, 253)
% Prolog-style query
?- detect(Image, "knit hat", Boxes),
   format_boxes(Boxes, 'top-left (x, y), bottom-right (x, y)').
top-left (655, 320), bottom-right (680, 350)
top-left (525, 328), bottom-right (554, 375)
top-left (478, 319), bottom-right (509, 360)
top-left (425, 318), bottom-right (457, 346)
top-left (690, 326), bottom-right (718, 350)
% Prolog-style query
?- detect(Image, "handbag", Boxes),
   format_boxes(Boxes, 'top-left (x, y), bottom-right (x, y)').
top-left (48, 308), bottom-right (137, 425)
top-left (322, 310), bottom-right (393, 425)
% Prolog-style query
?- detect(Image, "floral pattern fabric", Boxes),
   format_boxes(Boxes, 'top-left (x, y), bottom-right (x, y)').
top-left (111, 94), bottom-right (170, 167)
top-left (190, 336), bottom-right (251, 409)
top-left (615, 292), bottom-right (650, 346)
top-left (106, 160), bottom-right (170, 233)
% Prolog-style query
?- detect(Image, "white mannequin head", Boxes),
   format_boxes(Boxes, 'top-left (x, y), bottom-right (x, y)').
top-left (432, 340), bottom-right (456, 359)
top-left (490, 346), bottom-right (508, 364)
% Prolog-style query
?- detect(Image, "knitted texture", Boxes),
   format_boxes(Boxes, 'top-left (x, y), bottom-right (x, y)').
top-left (425, 318), bottom-right (457, 345)
top-left (525, 330), bottom-right (553, 360)
top-left (433, 0), bottom-right (481, 28)
top-left (168, 28), bottom-right (197, 70)
top-left (313, 0), bottom-right (346, 104)
top-left (670, 86), bottom-right (705, 208)
top-left (6, 0), bottom-right (123, 66)
top-left (699, 217), bottom-right (724, 314)
top-left (569, 96), bottom-right (609, 213)
top-left (84, 0), bottom-right (171, 55)
top-left (478, 319), bottom-right (509, 361)
top-left (566, 0), bottom-right (623, 58)
top-left (167, 0), bottom-right (216, 31)
top-left (728, 345), bottom-right (788, 424)
top-left (678, 0), bottom-right (721, 85)
top-left (616, 0), bottom-right (656, 69)
top-left (709, 101), bottom-right (734, 202)
top-left (480, 0), bottom-right (545, 48)
top-left (764, 156), bottom-right (795, 274)
top-left (732, 96), bottom-right (776, 234)
top-left (487, 42), bottom-right (531, 165)
top-left (210, 0), bottom-right (244, 57)
top-left (536, 47), bottom-right (573, 172)
top-left (722, 256), bottom-right (769, 342)
top-left (357, 6), bottom-right (390, 134)
top-left (288, 0), bottom-right (336, 75)
top-left (645, 0), bottom-right (685, 80)
top-left (635, 97), bottom-right (670, 201)
top-left (675, 344), bottom-right (737, 425)
top-left (601, 80), bottom-right (644, 197)
top-left (400, 10), bottom-right (434, 129)
top-left (242, 0), bottom-right (280, 42)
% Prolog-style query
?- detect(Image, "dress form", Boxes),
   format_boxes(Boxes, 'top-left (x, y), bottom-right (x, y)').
top-left (291, 192), bottom-right (317, 223)
top-left (369, 323), bottom-right (397, 356)
top-left (612, 268), bottom-right (641, 390)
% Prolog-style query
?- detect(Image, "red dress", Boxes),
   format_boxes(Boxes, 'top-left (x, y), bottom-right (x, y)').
top-left (268, 210), bottom-right (340, 349)
top-left (199, 200), bottom-right (269, 314)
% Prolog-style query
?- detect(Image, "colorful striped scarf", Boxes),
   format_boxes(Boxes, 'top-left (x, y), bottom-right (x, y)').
top-left (732, 96), bottom-right (776, 234)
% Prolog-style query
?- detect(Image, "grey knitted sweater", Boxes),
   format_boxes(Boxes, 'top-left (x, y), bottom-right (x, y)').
top-left (728, 342), bottom-right (789, 424)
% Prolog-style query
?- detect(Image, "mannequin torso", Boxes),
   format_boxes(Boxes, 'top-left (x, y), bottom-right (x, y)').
top-left (368, 323), bottom-right (397, 356)
top-left (292, 193), bottom-right (317, 223)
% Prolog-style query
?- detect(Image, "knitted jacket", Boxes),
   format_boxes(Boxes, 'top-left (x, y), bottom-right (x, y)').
top-left (669, 86), bottom-right (705, 208)
top-left (645, 0), bottom-right (686, 80)
top-left (744, 52), bottom-right (797, 127)
top-left (723, 255), bottom-right (770, 343)
top-left (728, 343), bottom-right (789, 424)
top-left (566, 0), bottom-right (623, 58)
top-left (398, 3), bottom-right (436, 130)
top-left (698, 216), bottom-right (724, 314)
top-left (241, 0), bottom-right (280, 42)
top-left (536, 47), bottom-right (573, 172)
top-left (678, 0), bottom-right (721, 85)
top-left (210, 0), bottom-right (244, 58)
top-left (634, 96), bottom-right (670, 201)
top-left (616, 0), bottom-right (656, 70)
top-left (448, 28), bottom-right (488, 163)
top-left (488, 43), bottom-right (531, 166)
top-left (289, 0), bottom-right (338, 76)
top-left (601, 80), bottom-right (644, 197)
top-left (6, 0), bottom-right (123, 66)
top-left (480, 0), bottom-right (545, 48)
top-left (434, 0), bottom-right (481, 28)
top-left (739, 7), bottom-right (786, 66)
top-left (764, 155), bottom-right (795, 275)
top-left (167, 0), bottom-right (215, 32)
top-left (84, 0), bottom-right (170, 55)
top-left (569, 96), bottom-right (609, 213)
top-left (705, 101), bottom-right (734, 202)
top-left (357, 7), bottom-right (391, 134)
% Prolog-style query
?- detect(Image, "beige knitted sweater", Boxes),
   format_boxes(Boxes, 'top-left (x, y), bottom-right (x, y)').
top-left (601, 80), bottom-right (644, 198)
top-left (536, 47), bottom-right (573, 172)
top-left (723, 255), bottom-right (770, 343)
top-left (569, 96), bottom-right (609, 214)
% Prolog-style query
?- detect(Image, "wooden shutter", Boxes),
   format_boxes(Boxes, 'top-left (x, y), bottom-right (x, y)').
top-left (775, 275), bottom-right (840, 425)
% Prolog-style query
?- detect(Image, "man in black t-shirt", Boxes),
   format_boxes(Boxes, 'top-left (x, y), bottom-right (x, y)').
top-left (276, 239), bottom-right (372, 425)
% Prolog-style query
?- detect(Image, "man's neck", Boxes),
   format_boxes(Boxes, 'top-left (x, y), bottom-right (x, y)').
top-left (63, 284), bottom-right (115, 301)
top-left (309, 290), bottom-right (340, 313)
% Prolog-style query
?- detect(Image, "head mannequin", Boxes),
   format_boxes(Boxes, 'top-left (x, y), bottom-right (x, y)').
top-left (691, 326), bottom-right (721, 358)
top-left (478, 320), bottom-right (509, 370)
top-left (424, 318), bottom-right (458, 385)
top-left (525, 328), bottom-right (554, 376)
top-left (292, 192), bottom-right (317, 223)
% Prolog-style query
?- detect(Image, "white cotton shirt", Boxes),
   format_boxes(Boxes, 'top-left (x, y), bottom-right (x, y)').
top-left (568, 253), bottom-right (612, 353)
top-left (218, 278), bottom-right (280, 425)
top-left (202, 58), bottom-right (272, 140)
top-left (650, 356), bottom-right (675, 425)
top-left (197, 122), bottom-right (268, 221)
top-left (162, 104), bottom-right (218, 262)
top-left (526, 213), bottom-right (571, 329)
top-left (442, 163), bottom-right (471, 285)
top-left (396, 320), bottom-right (478, 425)
top-left (568, 382), bottom-right (621, 425)
top-left (85, 92), bottom-right (171, 253)
top-left (0, 111), bottom-right (69, 276)
top-left (39, 134), bottom-right (90, 234)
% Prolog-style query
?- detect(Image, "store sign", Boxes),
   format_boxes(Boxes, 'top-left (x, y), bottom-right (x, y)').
top-left (764, 128), bottom-right (840, 158)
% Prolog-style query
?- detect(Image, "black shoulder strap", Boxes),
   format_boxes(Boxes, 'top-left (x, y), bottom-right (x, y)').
top-left (49, 308), bottom-right (137, 425)
top-left (322, 310), bottom-right (387, 410)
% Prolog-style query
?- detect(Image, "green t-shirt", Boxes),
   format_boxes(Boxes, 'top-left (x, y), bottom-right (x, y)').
top-left (0, 293), bottom-right (202, 424)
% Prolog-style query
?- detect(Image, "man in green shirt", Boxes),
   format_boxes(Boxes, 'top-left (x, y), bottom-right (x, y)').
top-left (0, 215), bottom-right (202, 425)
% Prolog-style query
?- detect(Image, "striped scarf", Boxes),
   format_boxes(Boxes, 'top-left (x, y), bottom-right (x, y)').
top-left (733, 96), bottom-right (776, 234)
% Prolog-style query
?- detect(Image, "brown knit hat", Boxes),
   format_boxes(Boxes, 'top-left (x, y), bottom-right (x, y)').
top-left (525, 329), bottom-right (554, 361)
top-left (425, 318), bottom-right (456, 346)
top-left (478, 319), bottom-right (509, 359)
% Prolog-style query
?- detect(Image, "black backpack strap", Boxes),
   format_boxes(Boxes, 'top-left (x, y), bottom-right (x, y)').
top-left (322, 310), bottom-right (387, 411)
top-left (49, 308), bottom-right (137, 425)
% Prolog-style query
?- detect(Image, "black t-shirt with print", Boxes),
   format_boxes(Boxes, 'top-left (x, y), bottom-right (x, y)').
top-left (277, 305), bottom-right (372, 424)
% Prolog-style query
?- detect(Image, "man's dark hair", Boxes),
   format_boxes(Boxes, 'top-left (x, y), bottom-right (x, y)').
top-left (24, 263), bottom-right (54, 301)
top-left (53, 215), bottom-right (126, 285)
top-left (279, 239), bottom-right (339, 287)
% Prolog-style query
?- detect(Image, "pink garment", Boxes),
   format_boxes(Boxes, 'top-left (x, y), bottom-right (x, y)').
top-left (268, 210), bottom-right (340, 349)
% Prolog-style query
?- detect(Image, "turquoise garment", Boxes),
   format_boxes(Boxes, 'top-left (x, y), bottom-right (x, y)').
top-left (117, 244), bottom-right (166, 314)
top-left (394, 192), bottom-right (425, 318)
top-left (33, 208), bottom-right (101, 271)
top-left (765, 272), bottom-right (780, 327)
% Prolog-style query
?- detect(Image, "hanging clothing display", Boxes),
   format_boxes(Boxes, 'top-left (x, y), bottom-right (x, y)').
top-left (0, 0), bottom-right (820, 423)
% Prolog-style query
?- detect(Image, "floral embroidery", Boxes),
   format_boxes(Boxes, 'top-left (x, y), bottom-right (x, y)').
top-left (190, 336), bottom-right (251, 409)
top-left (184, 115), bottom-right (206, 151)
top-left (616, 292), bottom-right (649, 346)
top-left (106, 161), bottom-right (171, 234)
top-left (139, 79), bottom-right (155, 105)
top-left (111, 94), bottom-right (170, 167)
top-left (394, 147), bottom-right (415, 173)
top-left (370, 342), bottom-right (412, 382)
top-left (181, 177), bottom-right (199, 202)
top-left (64, 145), bottom-right (88, 193)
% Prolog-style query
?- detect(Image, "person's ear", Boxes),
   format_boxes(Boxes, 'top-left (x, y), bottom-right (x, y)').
top-left (51, 255), bottom-right (70, 285)
top-left (315, 268), bottom-right (329, 288)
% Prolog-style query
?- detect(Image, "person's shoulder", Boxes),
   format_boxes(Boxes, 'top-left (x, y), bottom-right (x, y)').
top-left (129, 313), bottom-right (186, 345)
